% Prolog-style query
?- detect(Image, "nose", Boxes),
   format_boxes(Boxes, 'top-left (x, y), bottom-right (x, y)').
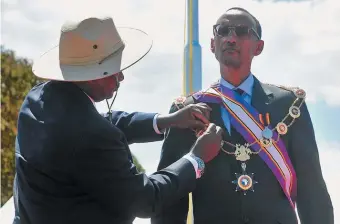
top-left (223, 30), bottom-right (237, 45)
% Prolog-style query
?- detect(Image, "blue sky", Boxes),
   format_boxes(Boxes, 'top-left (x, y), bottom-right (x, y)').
top-left (309, 101), bottom-right (340, 141)
top-left (1, 0), bottom-right (339, 223)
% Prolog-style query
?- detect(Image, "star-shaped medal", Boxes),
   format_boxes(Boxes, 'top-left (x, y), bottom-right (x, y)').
top-left (232, 163), bottom-right (258, 195)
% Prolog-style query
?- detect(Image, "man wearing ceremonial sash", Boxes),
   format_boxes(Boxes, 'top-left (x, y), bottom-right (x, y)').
top-left (151, 7), bottom-right (333, 224)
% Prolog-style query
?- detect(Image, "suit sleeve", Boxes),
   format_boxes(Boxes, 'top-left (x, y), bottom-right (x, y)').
top-left (72, 123), bottom-right (196, 218)
top-left (291, 102), bottom-right (334, 224)
top-left (151, 103), bottom-right (198, 224)
top-left (103, 111), bottom-right (164, 144)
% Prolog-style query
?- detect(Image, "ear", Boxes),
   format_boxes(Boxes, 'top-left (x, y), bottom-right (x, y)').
top-left (210, 38), bottom-right (215, 53)
top-left (254, 40), bottom-right (264, 56)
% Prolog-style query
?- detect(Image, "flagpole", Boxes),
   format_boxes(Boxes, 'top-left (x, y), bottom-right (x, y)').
top-left (183, 0), bottom-right (202, 96)
top-left (183, 0), bottom-right (201, 223)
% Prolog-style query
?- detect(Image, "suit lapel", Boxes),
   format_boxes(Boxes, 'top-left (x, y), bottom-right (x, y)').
top-left (251, 77), bottom-right (274, 116)
top-left (209, 103), bottom-right (232, 141)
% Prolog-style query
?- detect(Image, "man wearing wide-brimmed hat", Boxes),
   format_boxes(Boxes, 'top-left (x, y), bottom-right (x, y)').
top-left (12, 17), bottom-right (223, 224)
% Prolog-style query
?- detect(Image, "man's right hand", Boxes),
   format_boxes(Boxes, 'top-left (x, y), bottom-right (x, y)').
top-left (190, 123), bottom-right (223, 163)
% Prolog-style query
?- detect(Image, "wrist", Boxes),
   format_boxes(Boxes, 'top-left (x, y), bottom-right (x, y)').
top-left (190, 143), bottom-right (204, 162)
top-left (190, 151), bottom-right (205, 163)
top-left (184, 153), bottom-right (205, 178)
top-left (156, 114), bottom-right (175, 130)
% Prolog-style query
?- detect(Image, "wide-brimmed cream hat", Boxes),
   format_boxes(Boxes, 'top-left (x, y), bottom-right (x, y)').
top-left (32, 16), bottom-right (152, 82)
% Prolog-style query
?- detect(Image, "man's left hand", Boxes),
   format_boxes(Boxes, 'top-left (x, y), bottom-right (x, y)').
top-left (156, 103), bottom-right (212, 131)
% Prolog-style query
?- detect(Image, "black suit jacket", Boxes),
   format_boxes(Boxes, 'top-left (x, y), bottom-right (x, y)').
top-left (151, 78), bottom-right (333, 224)
top-left (13, 81), bottom-right (197, 224)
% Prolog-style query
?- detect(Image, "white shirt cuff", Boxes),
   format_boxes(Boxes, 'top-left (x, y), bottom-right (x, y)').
top-left (183, 154), bottom-right (199, 179)
top-left (153, 114), bottom-right (164, 134)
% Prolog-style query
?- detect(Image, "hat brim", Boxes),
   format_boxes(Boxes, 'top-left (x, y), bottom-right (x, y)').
top-left (32, 27), bottom-right (152, 82)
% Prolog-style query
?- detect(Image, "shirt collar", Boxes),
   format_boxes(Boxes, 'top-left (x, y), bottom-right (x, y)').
top-left (83, 91), bottom-right (96, 108)
top-left (219, 73), bottom-right (254, 97)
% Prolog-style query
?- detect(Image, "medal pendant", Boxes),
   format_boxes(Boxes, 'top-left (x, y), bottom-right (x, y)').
top-left (235, 143), bottom-right (252, 162)
top-left (260, 137), bottom-right (272, 148)
top-left (262, 126), bottom-right (273, 139)
top-left (232, 162), bottom-right (258, 195)
top-left (260, 126), bottom-right (273, 147)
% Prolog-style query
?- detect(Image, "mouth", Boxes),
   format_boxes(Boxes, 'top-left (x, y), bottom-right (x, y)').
top-left (223, 47), bottom-right (239, 52)
top-left (223, 49), bottom-right (239, 55)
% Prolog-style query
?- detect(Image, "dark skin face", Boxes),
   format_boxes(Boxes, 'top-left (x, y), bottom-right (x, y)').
top-left (210, 9), bottom-right (264, 85)
top-left (75, 72), bottom-right (124, 102)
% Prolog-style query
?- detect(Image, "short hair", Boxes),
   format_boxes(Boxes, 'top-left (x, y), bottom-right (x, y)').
top-left (226, 7), bottom-right (262, 39)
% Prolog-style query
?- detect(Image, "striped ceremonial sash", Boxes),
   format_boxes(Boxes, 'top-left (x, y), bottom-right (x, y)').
top-left (193, 85), bottom-right (297, 209)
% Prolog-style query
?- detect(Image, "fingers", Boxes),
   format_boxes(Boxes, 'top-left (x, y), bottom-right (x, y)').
top-left (195, 103), bottom-right (212, 112)
top-left (216, 126), bottom-right (223, 136)
top-left (188, 120), bottom-right (206, 130)
top-left (191, 107), bottom-right (210, 124)
top-left (204, 123), bottom-right (224, 138)
top-left (205, 123), bottom-right (217, 133)
top-left (216, 126), bottom-right (223, 142)
top-left (191, 103), bottom-right (211, 114)
top-left (196, 103), bottom-right (212, 111)
top-left (195, 103), bottom-right (212, 120)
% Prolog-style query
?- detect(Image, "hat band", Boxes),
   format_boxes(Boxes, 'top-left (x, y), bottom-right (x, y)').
top-left (59, 40), bottom-right (125, 66)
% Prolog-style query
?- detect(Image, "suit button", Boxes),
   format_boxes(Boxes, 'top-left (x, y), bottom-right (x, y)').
top-left (242, 216), bottom-right (250, 223)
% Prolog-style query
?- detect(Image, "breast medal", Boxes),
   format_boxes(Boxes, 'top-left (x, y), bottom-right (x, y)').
top-left (232, 162), bottom-right (257, 194)
top-left (232, 145), bottom-right (258, 194)
top-left (262, 126), bottom-right (273, 139)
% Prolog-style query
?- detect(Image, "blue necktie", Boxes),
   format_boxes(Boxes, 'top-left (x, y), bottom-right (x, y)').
top-left (234, 88), bottom-right (245, 96)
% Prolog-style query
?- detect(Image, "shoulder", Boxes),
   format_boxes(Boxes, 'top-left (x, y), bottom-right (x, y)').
top-left (26, 81), bottom-right (79, 105)
top-left (264, 83), bottom-right (306, 101)
top-left (41, 81), bottom-right (83, 100)
top-left (169, 92), bottom-right (200, 113)
top-left (174, 94), bottom-right (197, 106)
top-left (42, 81), bottom-right (93, 110)
top-left (263, 83), bottom-right (311, 125)
top-left (20, 81), bottom-right (53, 113)
top-left (25, 81), bottom-right (94, 123)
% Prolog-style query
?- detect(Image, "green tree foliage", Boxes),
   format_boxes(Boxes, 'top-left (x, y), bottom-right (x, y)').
top-left (1, 47), bottom-right (40, 206)
top-left (1, 46), bottom-right (144, 206)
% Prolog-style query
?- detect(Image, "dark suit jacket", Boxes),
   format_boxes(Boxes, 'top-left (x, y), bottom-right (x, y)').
top-left (151, 77), bottom-right (333, 224)
top-left (13, 81), bottom-right (197, 224)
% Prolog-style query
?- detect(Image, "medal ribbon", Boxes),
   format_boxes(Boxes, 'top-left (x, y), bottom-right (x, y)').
top-left (193, 85), bottom-right (297, 209)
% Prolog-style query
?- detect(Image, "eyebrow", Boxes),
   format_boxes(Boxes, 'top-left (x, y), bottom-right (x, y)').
top-left (217, 21), bottom-right (255, 28)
